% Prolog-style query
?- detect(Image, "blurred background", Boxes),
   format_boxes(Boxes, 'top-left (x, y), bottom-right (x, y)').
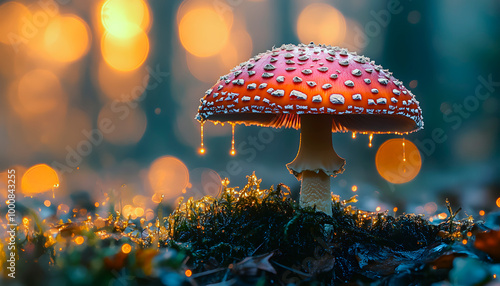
top-left (0, 0), bottom-right (499, 222)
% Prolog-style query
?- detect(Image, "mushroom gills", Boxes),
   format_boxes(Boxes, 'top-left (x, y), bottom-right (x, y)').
top-left (199, 122), bottom-right (206, 154)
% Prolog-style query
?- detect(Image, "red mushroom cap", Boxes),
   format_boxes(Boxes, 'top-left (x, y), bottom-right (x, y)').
top-left (196, 43), bottom-right (423, 134)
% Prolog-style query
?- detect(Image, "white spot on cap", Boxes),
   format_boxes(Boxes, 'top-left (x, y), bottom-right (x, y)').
top-left (290, 90), bottom-right (307, 100)
top-left (271, 89), bottom-right (285, 97)
top-left (376, 98), bottom-right (387, 104)
top-left (391, 98), bottom-right (398, 103)
top-left (259, 83), bottom-right (267, 89)
top-left (277, 76), bottom-right (285, 83)
top-left (352, 94), bottom-right (362, 100)
top-left (285, 60), bottom-right (295, 65)
top-left (365, 68), bottom-right (373, 73)
top-left (344, 80), bottom-right (354, 87)
top-left (293, 76), bottom-right (302, 83)
top-left (307, 81), bottom-right (317, 87)
top-left (205, 89), bottom-right (213, 95)
top-left (286, 67), bottom-right (297, 71)
top-left (267, 88), bottom-right (274, 94)
top-left (248, 71), bottom-right (256, 76)
top-left (317, 67), bottom-right (329, 72)
top-left (217, 85), bottom-right (223, 91)
top-left (284, 53), bottom-right (294, 59)
top-left (368, 99), bottom-right (376, 105)
top-left (301, 69), bottom-right (312, 75)
top-left (364, 79), bottom-right (371, 84)
top-left (312, 95), bottom-right (322, 102)
top-left (330, 94), bottom-right (345, 104)
top-left (264, 64), bottom-right (276, 71)
top-left (378, 78), bottom-right (389, 85)
top-left (234, 71), bottom-right (242, 77)
top-left (298, 55), bottom-right (309, 61)
top-left (326, 56), bottom-right (335, 62)
top-left (352, 69), bottom-right (362, 76)
top-left (322, 83), bottom-right (332, 89)
top-left (242, 96), bottom-right (251, 102)
top-left (232, 79), bottom-right (244, 85)
top-left (247, 83), bottom-right (256, 90)
top-left (371, 88), bottom-right (379, 94)
top-left (330, 74), bottom-right (338, 79)
top-left (262, 72), bottom-right (274, 78)
top-left (254, 96), bottom-right (260, 101)
top-left (392, 89), bottom-right (401, 95)
top-left (247, 63), bottom-right (255, 69)
top-left (354, 57), bottom-right (366, 64)
top-left (270, 58), bottom-right (277, 63)
top-left (339, 60), bottom-right (349, 66)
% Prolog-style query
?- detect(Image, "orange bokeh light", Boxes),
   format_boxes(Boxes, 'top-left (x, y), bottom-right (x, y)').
top-left (101, 0), bottom-right (150, 38)
top-left (186, 52), bottom-right (229, 83)
top-left (97, 60), bottom-right (150, 101)
top-left (186, 24), bottom-right (252, 83)
top-left (121, 243), bottom-right (132, 254)
top-left (496, 197), bottom-right (500, 208)
top-left (148, 156), bottom-right (189, 200)
top-left (178, 7), bottom-right (230, 57)
top-left (44, 15), bottom-right (90, 63)
top-left (438, 213), bottom-right (447, 220)
top-left (13, 69), bottom-right (66, 118)
top-left (297, 3), bottom-right (346, 46)
top-left (134, 207), bottom-right (144, 217)
top-left (97, 104), bottom-right (147, 145)
top-left (21, 164), bottom-right (59, 195)
top-left (376, 139), bottom-right (422, 184)
top-left (0, 2), bottom-right (31, 45)
top-left (342, 18), bottom-right (365, 53)
top-left (220, 27), bottom-right (253, 70)
top-left (424, 202), bottom-right (437, 215)
top-left (101, 31), bottom-right (149, 71)
top-left (75, 236), bottom-right (84, 245)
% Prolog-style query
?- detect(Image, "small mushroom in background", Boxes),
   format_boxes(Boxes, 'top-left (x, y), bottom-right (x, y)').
top-left (196, 43), bottom-right (423, 215)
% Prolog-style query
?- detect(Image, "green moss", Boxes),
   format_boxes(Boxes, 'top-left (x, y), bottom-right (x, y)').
top-left (167, 173), bottom-right (477, 284)
top-left (3, 173), bottom-right (490, 285)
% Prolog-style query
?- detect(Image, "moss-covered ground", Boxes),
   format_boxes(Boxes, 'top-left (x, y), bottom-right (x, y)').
top-left (1, 173), bottom-right (499, 285)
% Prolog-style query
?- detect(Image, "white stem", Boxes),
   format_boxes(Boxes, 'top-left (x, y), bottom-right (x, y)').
top-left (299, 170), bottom-right (332, 215)
top-left (286, 115), bottom-right (346, 215)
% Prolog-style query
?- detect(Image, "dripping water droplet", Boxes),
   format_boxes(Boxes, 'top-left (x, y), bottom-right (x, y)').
top-left (199, 122), bottom-right (205, 155)
top-left (368, 133), bottom-right (373, 147)
top-left (352, 132), bottom-right (356, 139)
top-left (402, 137), bottom-right (406, 162)
top-left (230, 123), bottom-right (236, 156)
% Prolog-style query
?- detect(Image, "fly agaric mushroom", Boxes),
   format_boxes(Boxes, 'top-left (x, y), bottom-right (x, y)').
top-left (196, 43), bottom-right (423, 215)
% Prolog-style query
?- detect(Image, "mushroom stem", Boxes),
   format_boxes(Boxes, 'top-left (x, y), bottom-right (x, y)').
top-left (286, 114), bottom-right (346, 215)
